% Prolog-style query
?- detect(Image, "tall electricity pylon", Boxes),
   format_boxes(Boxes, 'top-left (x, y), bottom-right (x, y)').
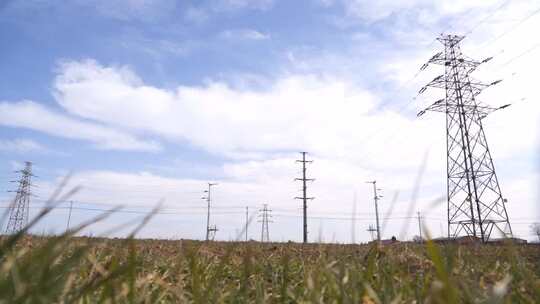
top-left (258, 204), bottom-right (272, 242)
top-left (417, 34), bottom-right (512, 242)
top-left (5, 161), bottom-right (33, 234)
top-left (295, 152), bottom-right (314, 243)
top-left (202, 182), bottom-right (218, 241)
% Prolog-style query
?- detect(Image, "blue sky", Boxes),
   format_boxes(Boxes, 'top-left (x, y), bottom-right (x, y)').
top-left (1, 0), bottom-right (539, 242)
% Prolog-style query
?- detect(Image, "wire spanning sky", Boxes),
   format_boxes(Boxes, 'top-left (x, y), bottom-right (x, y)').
top-left (0, 0), bottom-right (539, 242)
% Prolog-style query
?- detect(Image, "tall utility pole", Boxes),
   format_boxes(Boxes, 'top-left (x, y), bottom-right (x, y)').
top-left (295, 152), bottom-right (314, 243)
top-left (202, 183), bottom-right (218, 241)
top-left (5, 161), bottom-right (33, 234)
top-left (366, 181), bottom-right (382, 241)
top-left (417, 211), bottom-right (423, 240)
top-left (258, 204), bottom-right (272, 242)
top-left (417, 34), bottom-right (512, 242)
top-left (245, 206), bottom-right (249, 242)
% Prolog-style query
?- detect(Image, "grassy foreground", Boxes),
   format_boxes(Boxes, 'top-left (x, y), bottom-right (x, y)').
top-left (1, 232), bottom-right (539, 303)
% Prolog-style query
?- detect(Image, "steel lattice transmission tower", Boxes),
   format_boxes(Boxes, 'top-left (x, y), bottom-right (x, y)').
top-left (258, 204), bottom-right (272, 242)
top-left (5, 161), bottom-right (33, 234)
top-left (418, 34), bottom-right (512, 242)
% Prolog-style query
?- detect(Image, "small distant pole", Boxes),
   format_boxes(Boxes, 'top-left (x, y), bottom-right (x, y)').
top-left (351, 191), bottom-right (357, 244)
top-left (202, 182), bottom-right (218, 241)
top-left (245, 206), bottom-right (249, 242)
top-left (367, 225), bottom-right (377, 241)
top-left (66, 200), bottom-right (73, 231)
top-left (366, 180), bottom-right (382, 241)
top-left (417, 211), bottom-right (423, 240)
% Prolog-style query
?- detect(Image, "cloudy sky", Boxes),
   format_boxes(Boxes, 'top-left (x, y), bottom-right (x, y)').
top-left (1, 0), bottom-right (539, 242)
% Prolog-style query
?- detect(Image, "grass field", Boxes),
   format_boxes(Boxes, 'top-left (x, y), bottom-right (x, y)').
top-left (1, 230), bottom-right (540, 303)
top-left (0, 193), bottom-right (538, 303)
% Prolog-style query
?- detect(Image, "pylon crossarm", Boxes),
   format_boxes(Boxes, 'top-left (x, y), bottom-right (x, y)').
top-left (424, 54), bottom-right (482, 69)
top-left (417, 99), bottom-right (445, 117)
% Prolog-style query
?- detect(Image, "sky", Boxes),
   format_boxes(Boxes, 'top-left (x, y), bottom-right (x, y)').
top-left (0, 0), bottom-right (539, 242)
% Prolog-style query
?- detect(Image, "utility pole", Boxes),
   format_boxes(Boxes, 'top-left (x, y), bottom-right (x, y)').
top-left (5, 161), bottom-right (33, 234)
top-left (258, 204), bottom-right (272, 242)
top-left (66, 200), bottom-right (73, 232)
top-left (366, 181), bottom-right (382, 241)
top-left (202, 182), bottom-right (218, 241)
top-left (295, 152), bottom-right (314, 243)
top-left (417, 211), bottom-right (422, 240)
top-left (245, 206), bottom-right (249, 242)
top-left (417, 34), bottom-right (513, 242)
top-left (351, 191), bottom-right (357, 244)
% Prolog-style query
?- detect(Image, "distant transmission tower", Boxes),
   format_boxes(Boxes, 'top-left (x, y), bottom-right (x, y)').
top-left (367, 225), bottom-right (377, 241)
top-left (258, 204), bottom-right (272, 242)
top-left (5, 161), bottom-right (33, 234)
top-left (295, 152), bottom-right (314, 243)
top-left (417, 211), bottom-right (424, 240)
top-left (202, 182), bottom-right (218, 241)
top-left (418, 34), bottom-right (512, 242)
top-left (208, 225), bottom-right (218, 241)
top-left (245, 206), bottom-right (249, 242)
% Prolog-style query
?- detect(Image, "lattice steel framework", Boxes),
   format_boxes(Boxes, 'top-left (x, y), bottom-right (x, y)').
top-left (5, 161), bottom-right (33, 234)
top-left (418, 34), bottom-right (512, 242)
top-left (258, 204), bottom-right (272, 242)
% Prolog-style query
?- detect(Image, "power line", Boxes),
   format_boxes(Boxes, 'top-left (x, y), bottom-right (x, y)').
top-left (497, 42), bottom-right (540, 68)
top-left (475, 5), bottom-right (540, 52)
top-left (13, 198), bottom-right (247, 210)
top-left (464, 0), bottom-right (511, 36)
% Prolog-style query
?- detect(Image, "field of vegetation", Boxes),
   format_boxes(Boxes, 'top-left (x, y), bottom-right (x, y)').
top-left (0, 193), bottom-right (538, 303)
top-left (1, 229), bottom-right (539, 303)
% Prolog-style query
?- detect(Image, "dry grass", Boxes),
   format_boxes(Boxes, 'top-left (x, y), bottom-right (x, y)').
top-left (1, 233), bottom-right (540, 303)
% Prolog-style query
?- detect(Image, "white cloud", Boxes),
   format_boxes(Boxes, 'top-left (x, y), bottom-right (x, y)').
top-left (0, 139), bottom-right (45, 153)
top-left (81, 0), bottom-right (177, 22)
top-left (220, 29), bottom-right (270, 40)
top-left (184, 7), bottom-right (209, 24)
top-left (335, 0), bottom-right (501, 25)
top-left (217, 0), bottom-right (274, 11)
top-left (0, 100), bottom-right (160, 152)
top-left (52, 59), bottom-right (446, 169)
